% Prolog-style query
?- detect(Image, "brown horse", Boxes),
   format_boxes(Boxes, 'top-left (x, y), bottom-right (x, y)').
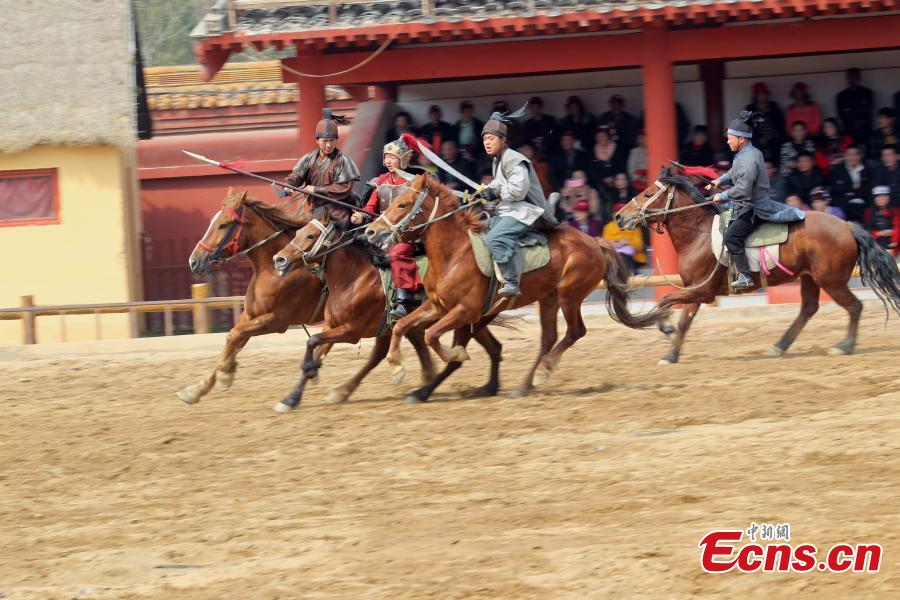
top-left (179, 189), bottom-right (431, 411)
top-left (614, 167), bottom-right (900, 363)
top-left (364, 174), bottom-right (669, 396)
top-left (272, 210), bottom-right (505, 406)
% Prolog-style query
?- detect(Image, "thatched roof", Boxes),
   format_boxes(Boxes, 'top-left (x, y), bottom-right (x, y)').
top-left (0, 1), bottom-right (137, 154)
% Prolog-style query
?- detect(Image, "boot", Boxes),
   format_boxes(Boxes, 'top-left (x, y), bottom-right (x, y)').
top-left (497, 261), bottom-right (521, 298)
top-left (390, 288), bottom-right (419, 319)
top-left (730, 252), bottom-right (754, 291)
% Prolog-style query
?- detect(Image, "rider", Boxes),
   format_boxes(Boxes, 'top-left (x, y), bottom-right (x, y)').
top-left (710, 110), bottom-right (805, 290)
top-left (277, 108), bottom-right (361, 220)
top-left (481, 108), bottom-right (558, 297)
top-left (351, 134), bottom-right (423, 318)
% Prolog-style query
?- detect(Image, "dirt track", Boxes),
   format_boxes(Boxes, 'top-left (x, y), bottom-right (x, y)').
top-left (1, 303), bottom-right (898, 598)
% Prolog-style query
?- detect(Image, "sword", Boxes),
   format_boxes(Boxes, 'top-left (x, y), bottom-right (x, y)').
top-left (408, 140), bottom-right (484, 195)
top-left (182, 150), bottom-right (377, 218)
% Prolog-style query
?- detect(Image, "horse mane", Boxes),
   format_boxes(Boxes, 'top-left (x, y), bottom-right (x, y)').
top-left (423, 175), bottom-right (487, 233)
top-left (658, 172), bottom-right (722, 215)
top-left (243, 197), bottom-right (309, 231)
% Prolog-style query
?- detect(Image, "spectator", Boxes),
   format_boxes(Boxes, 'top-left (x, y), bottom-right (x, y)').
top-left (521, 96), bottom-right (558, 156)
top-left (637, 102), bottom-right (690, 146)
top-left (550, 130), bottom-right (590, 190)
top-left (828, 144), bottom-right (871, 223)
top-left (384, 111), bottom-right (418, 146)
top-left (436, 140), bottom-right (476, 191)
top-left (786, 151), bottom-right (825, 203)
top-left (627, 131), bottom-right (648, 186)
top-left (874, 144), bottom-right (900, 207)
top-left (809, 186), bottom-right (846, 220)
top-left (766, 159), bottom-right (787, 203)
top-left (606, 172), bottom-right (636, 223)
top-left (589, 125), bottom-right (625, 189)
top-left (568, 199), bottom-right (603, 237)
top-left (558, 169), bottom-right (602, 220)
top-left (786, 82), bottom-right (822, 138)
top-left (558, 95), bottom-right (597, 150)
top-left (785, 193), bottom-right (811, 212)
top-left (867, 108), bottom-right (899, 161)
top-left (780, 121), bottom-right (817, 176)
top-left (680, 125), bottom-right (715, 167)
top-left (815, 117), bottom-right (853, 176)
top-left (746, 81), bottom-right (786, 162)
top-left (519, 142), bottom-right (554, 196)
top-left (864, 186), bottom-right (900, 254)
top-left (452, 100), bottom-right (484, 162)
top-left (837, 68), bottom-right (874, 145)
top-left (602, 203), bottom-right (647, 273)
top-left (599, 94), bottom-right (639, 151)
top-left (419, 105), bottom-right (453, 151)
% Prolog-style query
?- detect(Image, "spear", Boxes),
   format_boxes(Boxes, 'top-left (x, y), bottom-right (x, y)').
top-left (182, 150), bottom-right (377, 218)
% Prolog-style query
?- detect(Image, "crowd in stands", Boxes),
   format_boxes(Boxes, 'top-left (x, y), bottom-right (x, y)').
top-left (386, 68), bottom-right (900, 270)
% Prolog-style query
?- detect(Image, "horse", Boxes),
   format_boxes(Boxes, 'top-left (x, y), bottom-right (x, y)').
top-left (272, 209), bottom-right (505, 406)
top-left (179, 188), bottom-right (432, 411)
top-left (364, 173), bottom-right (669, 396)
top-left (614, 167), bottom-right (900, 363)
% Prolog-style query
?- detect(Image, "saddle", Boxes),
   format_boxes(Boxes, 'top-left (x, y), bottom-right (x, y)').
top-left (467, 229), bottom-right (551, 283)
top-left (711, 209), bottom-right (789, 274)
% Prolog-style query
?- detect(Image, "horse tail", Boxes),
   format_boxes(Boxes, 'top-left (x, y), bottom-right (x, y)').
top-left (851, 223), bottom-right (900, 318)
top-left (598, 242), bottom-right (671, 328)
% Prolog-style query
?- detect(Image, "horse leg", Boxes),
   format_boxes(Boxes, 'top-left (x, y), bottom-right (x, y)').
top-left (324, 335), bottom-right (389, 404)
top-left (659, 303), bottom-right (701, 365)
top-left (387, 300), bottom-right (444, 385)
top-left (405, 328), bottom-right (436, 385)
top-left (422, 305), bottom-right (481, 364)
top-left (274, 324), bottom-right (358, 413)
top-left (531, 292), bottom-right (586, 389)
top-left (177, 311), bottom-right (279, 405)
top-left (820, 282), bottom-right (863, 355)
top-left (770, 275), bottom-right (820, 357)
top-left (404, 327), bottom-right (470, 405)
top-left (465, 326), bottom-right (503, 398)
top-left (515, 293), bottom-right (560, 397)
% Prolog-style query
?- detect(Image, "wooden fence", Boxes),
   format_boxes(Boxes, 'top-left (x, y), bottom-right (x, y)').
top-left (0, 275), bottom-right (685, 345)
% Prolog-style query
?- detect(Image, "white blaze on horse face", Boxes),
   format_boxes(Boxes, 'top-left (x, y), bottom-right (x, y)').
top-left (199, 210), bottom-right (223, 249)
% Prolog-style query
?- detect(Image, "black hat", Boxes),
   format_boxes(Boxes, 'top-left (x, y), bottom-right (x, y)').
top-left (727, 110), bottom-right (755, 139)
top-left (483, 101), bottom-right (528, 138)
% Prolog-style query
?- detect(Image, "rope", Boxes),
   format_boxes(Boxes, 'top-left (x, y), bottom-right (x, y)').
top-left (281, 35), bottom-right (396, 79)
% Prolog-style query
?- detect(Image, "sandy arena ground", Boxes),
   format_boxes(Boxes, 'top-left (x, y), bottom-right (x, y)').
top-left (0, 302), bottom-right (898, 598)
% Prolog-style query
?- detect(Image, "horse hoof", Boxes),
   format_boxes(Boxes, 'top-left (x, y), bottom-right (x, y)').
top-left (769, 345), bottom-right (785, 357)
top-left (176, 385), bottom-right (201, 405)
top-left (463, 385), bottom-right (498, 398)
top-left (404, 394), bottom-right (426, 405)
top-left (532, 365), bottom-right (551, 387)
top-left (657, 359), bottom-right (673, 366)
top-left (391, 365), bottom-right (407, 385)
top-left (326, 389), bottom-right (349, 404)
top-left (509, 389), bottom-right (528, 398)
top-left (829, 346), bottom-right (851, 356)
top-left (273, 401), bottom-right (296, 414)
top-left (215, 371), bottom-right (234, 391)
top-left (449, 346), bottom-right (470, 363)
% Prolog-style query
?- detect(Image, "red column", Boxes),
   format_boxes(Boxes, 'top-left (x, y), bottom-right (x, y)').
top-left (371, 84), bottom-right (397, 102)
top-left (641, 23), bottom-right (679, 299)
top-left (297, 77), bottom-right (326, 155)
top-left (700, 60), bottom-right (725, 155)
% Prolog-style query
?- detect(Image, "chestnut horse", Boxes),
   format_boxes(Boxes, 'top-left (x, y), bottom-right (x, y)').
top-left (365, 174), bottom-right (669, 396)
top-left (272, 210), bottom-right (505, 406)
top-left (614, 168), bottom-right (900, 363)
top-left (179, 189), bottom-right (432, 411)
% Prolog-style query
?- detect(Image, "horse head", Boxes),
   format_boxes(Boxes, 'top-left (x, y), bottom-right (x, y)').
top-left (364, 173), bottom-right (437, 248)
top-left (189, 187), bottom-right (249, 274)
top-left (273, 207), bottom-right (336, 277)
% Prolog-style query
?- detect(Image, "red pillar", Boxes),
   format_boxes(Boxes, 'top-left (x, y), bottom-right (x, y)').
top-left (297, 77), bottom-right (326, 155)
top-left (700, 60), bottom-right (725, 155)
top-left (641, 23), bottom-right (679, 299)
top-left (371, 84), bottom-right (397, 102)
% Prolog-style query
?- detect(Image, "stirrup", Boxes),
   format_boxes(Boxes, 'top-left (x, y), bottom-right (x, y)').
top-left (730, 273), bottom-right (754, 290)
top-left (498, 281), bottom-right (521, 298)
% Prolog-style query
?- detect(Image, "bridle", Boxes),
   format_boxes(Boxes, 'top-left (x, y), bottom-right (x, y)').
top-left (197, 204), bottom-right (284, 264)
top-left (372, 183), bottom-right (441, 243)
top-left (628, 179), bottom-right (717, 234)
top-left (292, 218), bottom-right (338, 272)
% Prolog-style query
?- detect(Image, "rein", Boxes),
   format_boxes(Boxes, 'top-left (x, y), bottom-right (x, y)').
top-left (198, 204), bottom-right (288, 265)
top-left (629, 180), bottom-right (718, 234)
top-left (372, 184), bottom-right (444, 243)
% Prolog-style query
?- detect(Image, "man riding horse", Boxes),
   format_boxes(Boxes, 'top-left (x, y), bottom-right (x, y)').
top-left (350, 134), bottom-right (424, 319)
top-left (277, 108), bottom-right (361, 220)
top-left (710, 111), bottom-right (805, 290)
top-left (480, 109), bottom-right (558, 297)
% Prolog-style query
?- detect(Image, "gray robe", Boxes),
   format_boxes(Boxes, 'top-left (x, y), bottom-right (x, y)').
top-left (720, 144), bottom-right (805, 223)
top-left (493, 147), bottom-right (559, 229)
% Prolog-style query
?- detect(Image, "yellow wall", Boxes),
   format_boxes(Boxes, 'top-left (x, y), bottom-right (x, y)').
top-left (0, 145), bottom-right (136, 345)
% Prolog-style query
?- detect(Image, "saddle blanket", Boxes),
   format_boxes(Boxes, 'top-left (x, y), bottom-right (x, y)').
top-left (711, 213), bottom-right (789, 273)
top-left (467, 229), bottom-right (551, 280)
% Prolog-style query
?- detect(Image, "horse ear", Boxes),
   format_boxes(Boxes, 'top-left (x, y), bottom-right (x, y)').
top-left (225, 186), bottom-right (235, 198)
top-left (657, 166), bottom-right (668, 180)
top-left (238, 190), bottom-right (248, 203)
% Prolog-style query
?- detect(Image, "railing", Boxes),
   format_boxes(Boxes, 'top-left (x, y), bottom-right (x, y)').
top-left (0, 274), bottom-right (682, 346)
